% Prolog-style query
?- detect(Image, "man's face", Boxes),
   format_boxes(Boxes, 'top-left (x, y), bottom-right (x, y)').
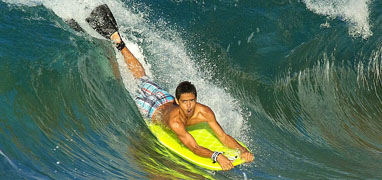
top-left (176, 93), bottom-right (197, 118)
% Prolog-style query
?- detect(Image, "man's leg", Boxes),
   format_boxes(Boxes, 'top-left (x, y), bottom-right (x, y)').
top-left (110, 32), bottom-right (146, 79)
top-left (85, 4), bottom-right (146, 79)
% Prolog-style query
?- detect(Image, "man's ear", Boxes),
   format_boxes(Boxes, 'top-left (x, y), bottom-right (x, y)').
top-left (175, 98), bottom-right (179, 105)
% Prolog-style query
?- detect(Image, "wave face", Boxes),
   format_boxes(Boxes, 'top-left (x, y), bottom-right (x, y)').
top-left (1, 0), bottom-right (382, 179)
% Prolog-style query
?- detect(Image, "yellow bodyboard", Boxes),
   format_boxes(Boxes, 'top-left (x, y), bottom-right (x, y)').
top-left (148, 122), bottom-right (249, 171)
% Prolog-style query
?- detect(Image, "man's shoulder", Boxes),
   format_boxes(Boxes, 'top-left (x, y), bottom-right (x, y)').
top-left (167, 108), bottom-right (182, 124)
top-left (195, 103), bottom-right (213, 114)
top-left (168, 113), bottom-right (186, 131)
top-left (194, 103), bottom-right (215, 122)
top-left (168, 106), bottom-right (180, 118)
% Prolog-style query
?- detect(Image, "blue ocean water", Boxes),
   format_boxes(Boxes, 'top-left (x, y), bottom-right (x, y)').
top-left (1, 0), bottom-right (382, 179)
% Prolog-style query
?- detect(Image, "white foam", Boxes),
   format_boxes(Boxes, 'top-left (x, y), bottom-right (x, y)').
top-left (3, 0), bottom-right (41, 6)
top-left (0, 149), bottom-right (18, 170)
top-left (247, 32), bottom-right (255, 43)
top-left (303, 0), bottom-right (372, 39)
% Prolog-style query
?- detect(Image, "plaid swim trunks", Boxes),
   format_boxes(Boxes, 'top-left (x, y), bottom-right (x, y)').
top-left (135, 77), bottom-right (175, 119)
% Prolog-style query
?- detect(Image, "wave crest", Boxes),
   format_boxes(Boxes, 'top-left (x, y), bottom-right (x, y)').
top-left (303, 0), bottom-right (372, 39)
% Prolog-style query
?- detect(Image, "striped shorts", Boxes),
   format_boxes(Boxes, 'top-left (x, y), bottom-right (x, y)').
top-left (135, 77), bottom-right (175, 119)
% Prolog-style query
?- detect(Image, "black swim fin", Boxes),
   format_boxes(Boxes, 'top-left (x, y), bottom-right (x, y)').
top-left (65, 18), bottom-right (84, 32)
top-left (86, 4), bottom-right (119, 39)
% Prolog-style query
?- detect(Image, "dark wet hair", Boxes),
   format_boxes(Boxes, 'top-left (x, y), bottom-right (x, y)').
top-left (175, 81), bottom-right (197, 100)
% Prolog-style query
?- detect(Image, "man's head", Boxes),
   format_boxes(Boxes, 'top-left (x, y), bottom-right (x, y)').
top-left (175, 81), bottom-right (197, 118)
top-left (175, 81), bottom-right (197, 100)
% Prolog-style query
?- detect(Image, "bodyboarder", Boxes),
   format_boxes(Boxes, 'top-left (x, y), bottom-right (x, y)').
top-left (86, 4), bottom-right (254, 171)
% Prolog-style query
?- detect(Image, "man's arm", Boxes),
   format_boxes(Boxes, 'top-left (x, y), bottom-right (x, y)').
top-left (202, 106), bottom-right (254, 162)
top-left (169, 121), bottom-right (234, 171)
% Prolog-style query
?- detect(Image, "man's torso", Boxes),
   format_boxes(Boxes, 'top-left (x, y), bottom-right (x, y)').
top-left (152, 102), bottom-right (207, 127)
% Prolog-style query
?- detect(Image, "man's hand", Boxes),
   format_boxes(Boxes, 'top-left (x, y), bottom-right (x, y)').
top-left (241, 150), bottom-right (254, 162)
top-left (217, 154), bottom-right (234, 171)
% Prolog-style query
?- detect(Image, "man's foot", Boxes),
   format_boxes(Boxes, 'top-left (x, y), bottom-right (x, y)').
top-left (110, 32), bottom-right (121, 43)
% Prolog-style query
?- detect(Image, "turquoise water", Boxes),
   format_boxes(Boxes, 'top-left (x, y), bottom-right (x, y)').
top-left (1, 0), bottom-right (382, 179)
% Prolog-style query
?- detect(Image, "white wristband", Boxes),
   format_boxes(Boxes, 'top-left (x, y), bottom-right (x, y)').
top-left (211, 151), bottom-right (223, 163)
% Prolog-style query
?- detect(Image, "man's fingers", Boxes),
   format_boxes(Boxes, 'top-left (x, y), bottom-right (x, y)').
top-left (241, 152), bottom-right (254, 162)
top-left (245, 153), bottom-right (252, 161)
top-left (222, 162), bottom-right (234, 171)
top-left (223, 165), bottom-right (229, 171)
top-left (223, 164), bottom-right (233, 171)
top-left (218, 154), bottom-right (235, 171)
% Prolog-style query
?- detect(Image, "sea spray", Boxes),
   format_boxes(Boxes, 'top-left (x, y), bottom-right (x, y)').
top-left (303, 0), bottom-right (372, 39)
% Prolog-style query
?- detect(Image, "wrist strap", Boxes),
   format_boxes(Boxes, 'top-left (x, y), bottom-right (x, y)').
top-left (211, 151), bottom-right (223, 163)
top-left (115, 40), bottom-right (125, 51)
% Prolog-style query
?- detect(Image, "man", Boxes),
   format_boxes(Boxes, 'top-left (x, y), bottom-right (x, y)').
top-left (86, 4), bottom-right (254, 171)
top-left (111, 32), bottom-right (253, 170)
